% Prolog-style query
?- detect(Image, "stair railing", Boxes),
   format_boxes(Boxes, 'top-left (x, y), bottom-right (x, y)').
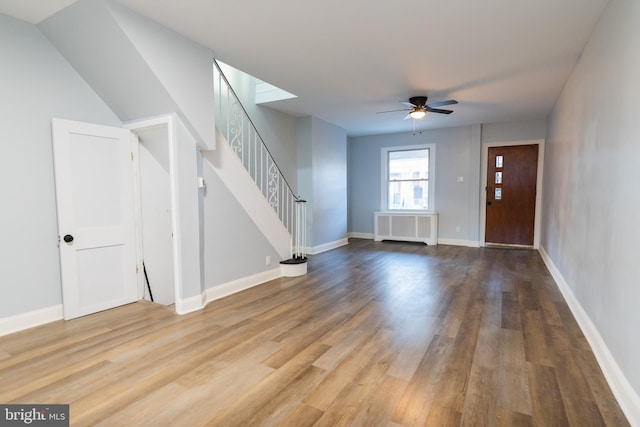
top-left (213, 59), bottom-right (306, 260)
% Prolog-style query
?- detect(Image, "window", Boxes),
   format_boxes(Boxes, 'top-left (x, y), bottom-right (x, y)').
top-left (381, 144), bottom-right (435, 211)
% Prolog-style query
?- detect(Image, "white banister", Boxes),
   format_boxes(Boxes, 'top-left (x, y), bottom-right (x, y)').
top-left (213, 60), bottom-right (305, 261)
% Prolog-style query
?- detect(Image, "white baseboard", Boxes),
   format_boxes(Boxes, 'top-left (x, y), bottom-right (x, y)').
top-left (174, 293), bottom-right (206, 315)
top-left (310, 238), bottom-right (349, 255)
top-left (347, 232), bottom-right (374, 240)
top-left (539, 245), bottom-right (640, 426)
top-left (175, 267), bottom-right (283, 315)
top-left (205, 267), bottom-right (281, 303)
top-left (437, 238), bottom-right (481, 247)
top-left (0, 305), bottom-right (63, 337)
top-left (2, 269), bottom-right (284, 330)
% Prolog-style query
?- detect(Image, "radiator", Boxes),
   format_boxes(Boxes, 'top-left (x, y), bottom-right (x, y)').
top-left (374, 212), bottom-right (438, 245)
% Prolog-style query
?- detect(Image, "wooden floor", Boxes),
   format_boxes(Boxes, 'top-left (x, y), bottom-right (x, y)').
top-left (0, 239), bottom-right (628, 426)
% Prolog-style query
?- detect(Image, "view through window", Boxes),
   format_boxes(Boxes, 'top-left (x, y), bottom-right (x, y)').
top-left (386, 148), bottom-right (430, 210)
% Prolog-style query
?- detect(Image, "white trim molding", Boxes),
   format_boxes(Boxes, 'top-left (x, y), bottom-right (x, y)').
top-left (381, 144), bottom-right (436, 212)
top-left (176, 267), bottom-right (282, 314)
top-left (437, 238), bottom-right (481, 248)
top-left (205, 267), bottom-right (281, 303)
top-left (0, 305), bottom-right (63, 337)
top-left (539, 246), bottom-right (640, 426)
top-left (174, 294), bottom-right (206, 315)
top-left (310, 238), bottom-right (349, 255)
top-left (347, 232), bottom-right (374, 240)
top-left (125, 114), bottom-right (184, 313)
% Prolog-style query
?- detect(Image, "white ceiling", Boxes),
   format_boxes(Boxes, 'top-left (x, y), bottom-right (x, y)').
top-left (1, 0), bottom-right (610, 136)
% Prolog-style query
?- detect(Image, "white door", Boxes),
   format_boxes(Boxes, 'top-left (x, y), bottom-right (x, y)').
top-left (52, 118), bottom-right (139, 320)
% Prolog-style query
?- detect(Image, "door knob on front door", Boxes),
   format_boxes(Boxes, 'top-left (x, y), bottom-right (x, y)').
top-left (63, 234), bottom-right (74, 243)
top-left (487, 201), bottom-right (492, 206)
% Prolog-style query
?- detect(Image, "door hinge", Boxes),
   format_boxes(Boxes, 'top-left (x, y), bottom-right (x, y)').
top-left (136, 264), bottom-right (139, 274)
top-left (131, 152), bottom-right (134, 161)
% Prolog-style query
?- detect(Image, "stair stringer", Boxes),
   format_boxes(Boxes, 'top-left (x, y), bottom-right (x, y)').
top-left (202, 128), bottom-right (292, 261)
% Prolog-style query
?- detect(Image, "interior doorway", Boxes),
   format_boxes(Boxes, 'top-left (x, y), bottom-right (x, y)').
top-left (135, 125), bottom-right (175, 305)
top-left (53, 116), bottom-right (184, 318)
top-left (480, 140), bottom-right (544, 248)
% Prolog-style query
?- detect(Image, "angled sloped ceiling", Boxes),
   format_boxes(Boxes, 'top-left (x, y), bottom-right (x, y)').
top-left (38, 0), bottom-right (215, 150)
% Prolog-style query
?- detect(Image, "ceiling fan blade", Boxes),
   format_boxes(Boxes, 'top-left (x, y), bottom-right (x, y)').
top-left (376, 108), bottom-right (411, 114)
top-left (403, 113), bottom-right (412, 120)
top-left (399, 101), bottom-right (416, 108)
top-left (426, 107), bottom-right (453, 114)
top-left (426, 99), bottom-right (458, 108)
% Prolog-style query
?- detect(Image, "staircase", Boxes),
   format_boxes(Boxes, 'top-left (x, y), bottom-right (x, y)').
top-left (212, 60), bottom-right (307, 275)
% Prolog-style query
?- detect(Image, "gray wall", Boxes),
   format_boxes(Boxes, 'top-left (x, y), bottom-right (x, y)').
top-left (0, 6), bottom-right (293, 319)
top-left (0, 13), bottom-right (120, 318)
top-left (349, 126), bottom-right (480, 242)
top-left (297, 116), bottom-right (348, 250)
top-left (348, 120), bottom-right (546, 243)
top-left (482, 118), bottom-right (547, 144)
top-left (201, 153), bottom-right (282, 287)
top-left (39, 0), bottom-right (216, 150)
top-left (296, 118), bottom-right (313, 244)
top-left (543, 0), bottom-right (640, 401)
top-left (311, 117), bottom-right (348, 247)
top-left (38, 0), bottom-right (175, 124)
top-left (40, 0), bottom-right (290, 301)
top-left (109, 1), bottom-right (216, 150)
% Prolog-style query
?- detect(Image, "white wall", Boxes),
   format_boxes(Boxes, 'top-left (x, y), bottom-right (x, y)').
top-left (0, 13), bottom-right (120, 318)
top-left (542, 0), bottom-right (640, 419)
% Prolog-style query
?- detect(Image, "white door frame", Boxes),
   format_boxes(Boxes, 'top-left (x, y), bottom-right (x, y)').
top-left (479, 139), bottom-right (545, 249)
top-left (125, 115), bottom-right (182, 310)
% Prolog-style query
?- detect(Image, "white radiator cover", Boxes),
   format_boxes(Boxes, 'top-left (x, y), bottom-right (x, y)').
top-left (374, 212), bottom-right (438, 245)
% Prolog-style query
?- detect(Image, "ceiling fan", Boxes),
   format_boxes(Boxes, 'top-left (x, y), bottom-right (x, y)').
top-left (377, 96), bottom-right (458, 120)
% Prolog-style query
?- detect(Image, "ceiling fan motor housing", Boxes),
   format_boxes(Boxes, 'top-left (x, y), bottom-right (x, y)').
top-left (409, 96), bottom-right (428, 107)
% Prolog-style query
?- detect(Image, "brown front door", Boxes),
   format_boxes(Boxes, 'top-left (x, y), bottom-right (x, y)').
top-left (485, 144), bottom-right (538, 245)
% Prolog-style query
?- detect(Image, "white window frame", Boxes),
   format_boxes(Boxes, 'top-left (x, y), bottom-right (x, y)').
top-left (381, 144), bottom-right (436, 212)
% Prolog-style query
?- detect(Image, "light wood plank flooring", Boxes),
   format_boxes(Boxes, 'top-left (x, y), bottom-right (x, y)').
top-left (0, 239), bottom-right (629, 426)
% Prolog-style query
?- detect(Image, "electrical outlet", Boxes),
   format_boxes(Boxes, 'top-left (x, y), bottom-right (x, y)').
top-left (455, 226), bottom-right (461, 233)
top-left (265, 255), bottom-right (271, 266)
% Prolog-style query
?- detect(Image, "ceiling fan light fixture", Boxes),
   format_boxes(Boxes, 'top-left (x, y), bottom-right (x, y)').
top-left (410, 109), bottom-right (426, 119)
